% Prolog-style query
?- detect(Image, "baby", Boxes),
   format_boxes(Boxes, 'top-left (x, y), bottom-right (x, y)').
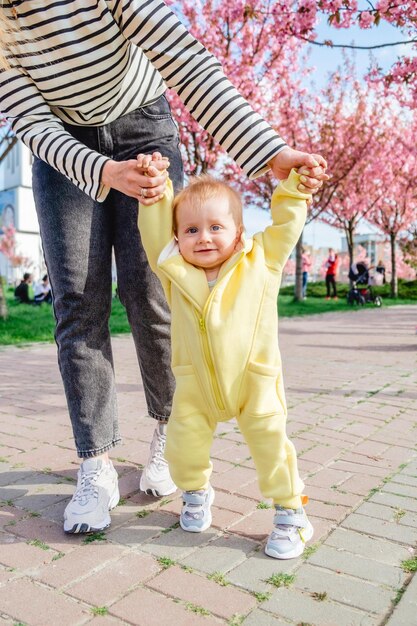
top-left (138, 153), bottom-right (313, 559)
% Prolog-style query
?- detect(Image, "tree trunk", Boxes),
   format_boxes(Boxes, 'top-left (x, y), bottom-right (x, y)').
top-left (346, 224), bottom-right (355, 284)
top-left (390, 231), bottom-right (398, 298)
top-left (0, 277), bottom-right (8, 320)
top-left (294, 231), bottom-right (303, 302)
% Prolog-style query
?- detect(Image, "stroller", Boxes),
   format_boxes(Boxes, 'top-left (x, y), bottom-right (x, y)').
top-left (347, 262), bottom-right (382, 307)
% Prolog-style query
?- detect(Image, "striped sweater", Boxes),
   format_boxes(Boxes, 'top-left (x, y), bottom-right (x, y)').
top-left (0, 0), bottom-right (286, 201)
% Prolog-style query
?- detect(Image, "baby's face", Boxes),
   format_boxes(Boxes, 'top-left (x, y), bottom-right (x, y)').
top-left (176, 194), bottom-right (242, 275)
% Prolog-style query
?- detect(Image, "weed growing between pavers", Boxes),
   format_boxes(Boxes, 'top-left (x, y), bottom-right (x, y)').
top-left (253, 591), bottom-right (272, 602)
top-left (394, 587), bottom-right (406, 605)
top-left (302, 543), bottom-right (320, 560)
top-left (256, 501), bottom-right (272, 509)
top-left (311, 591), bottom-right (327, 601)
top-left (27, 539), bottom-right (50, 551)
top-left (228, 615), bottom-right (244, 626)
top-left (180, 565), bottom-right (193, 573)
top-left (91, 607), bottom-right (108, 616)
top-left (117, 497), bottom-right (127, 506)
top-left (157, 556), bottom-right (176, 569)
top-left (265, 573), bottom-right (295, 587)
top-left (401, 556), bottom-right (417, 572)
top-left (52, 552), bottom-right (65, 561)
top-left (82, 531), bottom-right (107, 544)
top-left (393, 508), bottom-right (406, 522)
top-left (161, 521), bottom-right (180, 533)
top-left (185, 602), bottom-right (210, 616)
top-left (207, 571), bottom-right (229, 586)
top-left (136, 509), bottom-right (150, 518)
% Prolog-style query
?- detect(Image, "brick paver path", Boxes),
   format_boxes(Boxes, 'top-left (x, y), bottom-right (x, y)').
top-left (0, 305), bottom-right (416, 626)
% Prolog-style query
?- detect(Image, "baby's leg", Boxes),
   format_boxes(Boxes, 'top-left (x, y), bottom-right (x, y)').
top-left (165, 411), bottom-right (215, 492)
top-left (237, 410), bottom-right (304, 509)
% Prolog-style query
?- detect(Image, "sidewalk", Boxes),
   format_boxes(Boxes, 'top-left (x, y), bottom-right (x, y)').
top-left (0, 305), bottom-right (416, 626)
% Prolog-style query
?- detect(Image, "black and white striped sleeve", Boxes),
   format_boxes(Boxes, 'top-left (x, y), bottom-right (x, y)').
top-left (0, 70), bottom-right (110, 201)
top-left (115, 0), bottom-right (287, 178)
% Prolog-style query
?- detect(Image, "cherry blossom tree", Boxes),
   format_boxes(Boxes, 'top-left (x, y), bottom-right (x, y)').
top-left (367, 120), bottom-right (417, 297)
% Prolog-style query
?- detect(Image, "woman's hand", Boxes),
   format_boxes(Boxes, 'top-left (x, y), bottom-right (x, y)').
top-left (101, 151), bottom-right (170, 204)
top-left (269, 147), bottom-right (329, 194)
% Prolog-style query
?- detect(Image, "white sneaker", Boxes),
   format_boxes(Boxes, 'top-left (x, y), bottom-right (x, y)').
top-left (180, 485), bottom-right (215, 532)
top-left (265, 506), bottom-right (313, 559)
top-left (140, 422), bottom-right (177, 497)
top-left (63, 458), bottom-right (119, 534)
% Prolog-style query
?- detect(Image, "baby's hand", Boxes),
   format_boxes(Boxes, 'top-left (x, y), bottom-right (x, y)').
top-left (136, 152), bottom-right (170, 204)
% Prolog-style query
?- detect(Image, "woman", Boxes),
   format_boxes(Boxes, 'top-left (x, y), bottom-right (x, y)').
top-left (0, 1), bottom-right (327, 534)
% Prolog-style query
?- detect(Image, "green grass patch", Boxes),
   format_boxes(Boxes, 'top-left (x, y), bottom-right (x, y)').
top-left (27, 539), bottom-right (50, 551)
top-left (401, 557), bottom-right (417, 573)
top-left (253, 591), bottom-right (272, 602)
top-left (256, 501), bottom-right (272, 510)
top-left (1, 285), bottom-right (415, 346)
top-left (157, 556), bottom-right (176, 569)
top-left (90, 607), bottom-right (108, 616)
top-left (265, 573), bottom-right (295, 588)
top-left (185, 603), bottom-right (210, 616)
top-left (207, 571), bottom-right (229, 586)
top-left (82, 531), bottom-right (107, 544)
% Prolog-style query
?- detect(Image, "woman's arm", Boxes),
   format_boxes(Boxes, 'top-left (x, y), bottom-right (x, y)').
top-left (112, 0), bottom-right (287, 180)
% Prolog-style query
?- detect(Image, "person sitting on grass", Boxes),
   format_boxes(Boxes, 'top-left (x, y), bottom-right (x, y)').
top-left (138, 152), bottom-right (314, 560)
top-left (14, 273), bottom-right (33, 304)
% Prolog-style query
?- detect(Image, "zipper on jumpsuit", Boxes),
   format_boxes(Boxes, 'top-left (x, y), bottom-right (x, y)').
top-left (197, 311), bottom-right (225, 412)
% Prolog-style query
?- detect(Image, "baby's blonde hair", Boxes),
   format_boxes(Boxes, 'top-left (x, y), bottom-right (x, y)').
top-left (173, 175), bottom-right (243, 233)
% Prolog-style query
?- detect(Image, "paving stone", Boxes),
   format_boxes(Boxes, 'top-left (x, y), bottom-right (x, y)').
top-left (381, 481), bottom-right (417, 499)
top-left (326, 528), bottom-right (412, 566)
top-left (36, 543), bottom-right (125, 587)
top-left (8, 514), bottom-right (80, 554)
top-left (109, 586), bottom-right (220, 625)
top-left (227, 550), bottom-right (297, 593)
top-left (341, 512), bottom-right (417, 545)
top-left (263, 586), bottom-right (377, 625)
top-left (66, 551), bottom-right (160, 605)
top-left (370, 490), bottom-right (417, 513)
top-left (106, 511), bottom-right (178, 547)
top-left (180, 534), bottom-right (257, 574)
top-left (355, 501), bottom-right (417, 528)
top-left (308, 544), bottom-right (405, 588)
top-left (140, 526), bottom-right (219, 560)
top-left (391, 473), bottom-right (417, 488)
top-left (0, 577), bottom-right (89, 625)
top-left (146, 564), bottom-right (256, 619)
top-left (294, 562), bottom-right (395, 614)
top-left (385, 573), bottom-right (417, 626)
top-left (243, 609), bottom-right (292, 625)
top-left (0, 531), bottom-right (56, 570)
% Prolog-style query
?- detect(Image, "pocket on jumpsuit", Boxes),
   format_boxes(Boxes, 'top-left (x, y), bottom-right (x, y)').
top-left (242, 361), bottom-right (285, 417)
top-left (171, 365), bottom-right (202, 419)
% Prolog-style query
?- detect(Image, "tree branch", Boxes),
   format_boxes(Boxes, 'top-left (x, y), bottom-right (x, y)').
top-left (293, 34), bottom-right (417, 50)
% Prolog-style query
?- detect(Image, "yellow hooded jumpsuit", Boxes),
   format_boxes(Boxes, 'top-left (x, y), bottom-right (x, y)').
top-left (139, 170), bottom-right (309, 509)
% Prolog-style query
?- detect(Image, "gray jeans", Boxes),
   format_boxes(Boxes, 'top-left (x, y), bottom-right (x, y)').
top-left (32, 95), bottom-right (184, 458)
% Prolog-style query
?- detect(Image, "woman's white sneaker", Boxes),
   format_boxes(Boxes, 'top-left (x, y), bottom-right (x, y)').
top-left (140, 422), bottom-right (177, 497)
top-left (64, 458), bottom-right (119, 534)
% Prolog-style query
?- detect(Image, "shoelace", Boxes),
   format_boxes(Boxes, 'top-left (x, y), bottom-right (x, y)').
top-left (73, 467), bottom-right (102, 504)
top-left (150, 429), bottom-right (168, 468)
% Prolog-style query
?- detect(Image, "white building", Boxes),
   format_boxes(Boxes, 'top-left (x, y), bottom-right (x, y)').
top-left (0, 142), bottom-right (45, 283)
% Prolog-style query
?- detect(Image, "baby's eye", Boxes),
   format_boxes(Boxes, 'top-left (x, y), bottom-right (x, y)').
top-left (186, 227), bottom-right (198, 234)
top-left (211, 225), bottom-right (221, 231)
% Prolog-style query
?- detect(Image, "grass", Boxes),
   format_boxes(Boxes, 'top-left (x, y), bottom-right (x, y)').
top-left (401, 556), bottom-right (417, 573)
top-left (1, 285), bottom-right (416, 346)
top-left (207, 571), bottom-right (229, 586)
top-left (157, 556), bottom-right (176, 569)
top-left (265, 573), bottom-right (295, 588)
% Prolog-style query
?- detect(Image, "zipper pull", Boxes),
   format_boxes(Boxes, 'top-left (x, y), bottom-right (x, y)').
top-left (199, 318), bottom-right (205, 332)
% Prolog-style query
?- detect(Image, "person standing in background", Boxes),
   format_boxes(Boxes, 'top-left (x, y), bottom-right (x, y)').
top-left (301, 247), bottom-right (312, 299)
top-left (325, 248), bottom-right (338, 300)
